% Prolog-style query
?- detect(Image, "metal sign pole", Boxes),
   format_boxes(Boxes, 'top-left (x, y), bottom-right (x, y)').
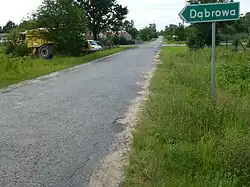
top-left (211, 22), bottom-right (216, 104)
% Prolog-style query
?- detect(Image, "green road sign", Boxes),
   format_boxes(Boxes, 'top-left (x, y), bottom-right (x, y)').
top-left (179, 2), bottom-right (240, 23)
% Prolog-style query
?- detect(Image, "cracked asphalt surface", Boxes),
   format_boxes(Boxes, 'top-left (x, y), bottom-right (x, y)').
top-left (0, 37), bottom-right (162, 187)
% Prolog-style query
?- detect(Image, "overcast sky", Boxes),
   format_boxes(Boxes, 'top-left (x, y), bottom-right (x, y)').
top-left (0, 0), bottom-right (249, 30)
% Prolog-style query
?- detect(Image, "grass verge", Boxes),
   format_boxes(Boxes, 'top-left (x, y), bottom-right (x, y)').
top-left (123, 46), bottom-right (250, 187)
top-left (0, 46), bottom-right (134, 88)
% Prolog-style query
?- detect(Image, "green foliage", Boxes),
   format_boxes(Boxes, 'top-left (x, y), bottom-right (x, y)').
top-left (242, 12), bottom-right (250, 34)
top-left (18, 20), bottom-right (40, 31)
top-left (111, 36), bottom-right (135, 45)
top-left (4, 42), bottom-right (16, 55)
top-left (98, 38), bottom-right (116, 49)
top-left (4, 42), bottom-right (29, 57)
top-left (139, 27), bottom-right (151, 41)
top-left (77, 0), bottom-right (128, 39)
top-left (13, 44), bottom-right (30, 57)
top-left (2, 20), bottom-right (17, 33)
top-left (247, 37), bottom-right (250, 48)
top-left (139, 24), bottom-right (158, 41)
top-left (186, 26), bottom-right (205, 50)
top-left (34, 0), bottom-right (86, 56)
top-left (124, 47), bottom-right (250, 187)
top-left (123, 20), bottom-right (139, 39)
top-left (164, 23), bottom-right (186, 42)
top-left (6, 28), bottom-right (21, 43)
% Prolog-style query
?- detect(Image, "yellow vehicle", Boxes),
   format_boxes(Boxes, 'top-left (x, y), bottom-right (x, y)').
top-left (20, 28), bottom-right (53, 59)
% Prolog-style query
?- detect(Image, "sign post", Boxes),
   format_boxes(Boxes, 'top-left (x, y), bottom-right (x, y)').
top-left (179, 2), bottom-right (240, 103)
top-left (211, 22), bottom-right (216, 104)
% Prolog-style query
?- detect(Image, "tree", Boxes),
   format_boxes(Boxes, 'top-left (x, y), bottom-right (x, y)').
top-left (149, 23), bottom-right (158, 38)
top-left (175, 24), bottom-right (186, 41)
top-left (77, 0), bottom-right (128, 40)
top-left (110, 4), bottom-right (129, 33)
top-left (18, 19), bottom-right (40, 31)
top-left (242, 12), bottom-right (250, 35)
top-left (139, 27), bottom-right (153, 41)
top-left (34, 0), bottom-right (86, 56)
top-left (164, 23), bottom-right (186, 41)
top-left (2, 21), bottom-right (17, 33)
top-left (123, 20), bottom-right (139, 39)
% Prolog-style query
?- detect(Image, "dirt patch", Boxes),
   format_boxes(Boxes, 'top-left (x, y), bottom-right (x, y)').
top-left (88, 51), bottom-right (161, 187)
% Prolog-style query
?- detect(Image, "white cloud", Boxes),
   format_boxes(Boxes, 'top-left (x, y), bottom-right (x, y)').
top-left (0, 0), bottom-right (249, 30)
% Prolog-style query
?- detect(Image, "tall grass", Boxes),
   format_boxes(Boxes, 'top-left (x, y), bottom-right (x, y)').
top-left (124, 46), bottom-right (250, 187)
top-left (0, 47), bottom-right (133, 88)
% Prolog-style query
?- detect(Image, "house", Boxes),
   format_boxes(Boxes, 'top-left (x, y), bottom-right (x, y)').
top-left (99, 31), bottom-right (132, 41)
top-left (117, 31), bottom-right (132, 41)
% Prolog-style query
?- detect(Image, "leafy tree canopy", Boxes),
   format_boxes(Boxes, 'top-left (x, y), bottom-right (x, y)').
top-left (34, 0), bottom-right (86, 56)
top-left (2, 20), bottom-right (17, 33)
top-left (77, 0), bottom-right (128, 39)
top-left (123, 20), bottom-right (139, 39)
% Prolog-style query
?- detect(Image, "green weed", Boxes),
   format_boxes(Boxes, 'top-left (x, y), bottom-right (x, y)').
top-left (124, 46), bottom-right (250, 187)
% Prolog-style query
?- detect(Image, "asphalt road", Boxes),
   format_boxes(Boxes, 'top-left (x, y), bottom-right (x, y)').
top-left (0, 37), bottom-right (162, 187)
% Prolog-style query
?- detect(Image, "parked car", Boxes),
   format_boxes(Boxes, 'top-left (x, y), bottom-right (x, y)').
top-left (82, 40), bottom-right (103, 54)
top-left (95, 41), bottom-right (104, 50)
top-left (89, 40), bottom-right (102, 50)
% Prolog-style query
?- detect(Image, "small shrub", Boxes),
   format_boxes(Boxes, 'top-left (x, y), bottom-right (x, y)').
top-left (119, 36), bottom-right (128, 45)
top-left (112, 35), bottom-right (120, 45)
top-left (4, 42), bottom-right (16, 55)
top-left (186, 34), bottom-right (205, 51)
top-left (99, 38), bottom-right (115, 49)
top-left (164, 35), bottom-right (172, 41)
top-left (13, 44), bottom-right (29, 57)
top-left (247, 38), bottom-right (250, 48)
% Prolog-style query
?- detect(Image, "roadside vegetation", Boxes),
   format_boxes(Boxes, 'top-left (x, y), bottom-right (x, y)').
top-left (0, 46), bottom-right (133, 89)
top-left (124, 46), bottom-right (250, 187)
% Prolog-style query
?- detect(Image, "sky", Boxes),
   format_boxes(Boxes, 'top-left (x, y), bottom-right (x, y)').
top-left (0, 0), bottom-right (249, 30)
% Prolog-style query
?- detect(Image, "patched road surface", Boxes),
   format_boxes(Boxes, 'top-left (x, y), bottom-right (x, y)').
top-left (0, 38), bottom-right (162, 187)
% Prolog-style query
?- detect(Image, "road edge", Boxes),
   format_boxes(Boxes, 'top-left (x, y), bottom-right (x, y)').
top-left (0, 51), bottom-right (122, 94)
top-left (87, 49), bottom-right (161, 187)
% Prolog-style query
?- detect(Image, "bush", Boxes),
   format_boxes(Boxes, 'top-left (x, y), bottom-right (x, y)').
top-left (13, 43), bottom-right (29, 57)
top-left (112, 35), bottom-right (120, 45)
top-left (4, 42), bottom-right (29, 57)
top-left (35, 0), bottom-right (86, 56)
top-left (247, 38), bottom-right (250, 48)
top-left (110, 36), bottom-right (135, 45)
top-left (164, 34), bottom-right (172, 41)
top-left (119, 36), bottom-right (128, 45)
top-left (127, 40), bottom-right (135, 45)
top-left (4, 42), bottom-right (16, 55)
top-left (98, 38), bottom-right (115, 49)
